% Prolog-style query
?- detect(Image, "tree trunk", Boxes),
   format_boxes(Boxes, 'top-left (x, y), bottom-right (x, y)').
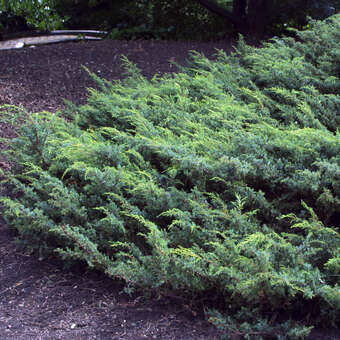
top-left (233, 0), bottom-right (247, 18)
top-left (195, 0), bottom-right (270, 38)
top-left (232, 0), bottom-right (248, 33)
top-left (195, 0), bottom-right (244, 28)
top-left (247, 0), bottom-right (269, 38)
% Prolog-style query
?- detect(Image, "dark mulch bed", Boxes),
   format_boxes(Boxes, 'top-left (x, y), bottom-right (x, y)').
top-left (0, 39), bottom-right (339, 340)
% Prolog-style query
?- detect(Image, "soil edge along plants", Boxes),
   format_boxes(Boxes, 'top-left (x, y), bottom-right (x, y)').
top-left (1, 14), bottom-right (340, 339)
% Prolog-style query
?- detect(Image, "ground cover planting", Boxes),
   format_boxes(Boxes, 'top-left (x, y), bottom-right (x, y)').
top-left (1, 14), bottom-right (339, 339)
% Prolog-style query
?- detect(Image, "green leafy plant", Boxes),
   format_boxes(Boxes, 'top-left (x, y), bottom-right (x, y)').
top-left (1, 14), bottom-right (340, 339)
top-left (0, 0), bottom-right (65, 30)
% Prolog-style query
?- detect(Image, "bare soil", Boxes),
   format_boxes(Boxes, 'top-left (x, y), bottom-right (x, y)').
top-left (0, 38), bottom-right (339, 340)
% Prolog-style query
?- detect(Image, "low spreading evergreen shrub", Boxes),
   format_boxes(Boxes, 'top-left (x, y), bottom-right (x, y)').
top-left (1, 14), bottom-right (339, 339)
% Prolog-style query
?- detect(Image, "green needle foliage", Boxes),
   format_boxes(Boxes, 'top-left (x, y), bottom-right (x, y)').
top-left (1, 14), bottom-right (340, 339)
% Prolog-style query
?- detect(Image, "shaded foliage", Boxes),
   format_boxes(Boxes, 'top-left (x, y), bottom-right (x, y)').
top-left (1, 0), bottom-right (339, 40)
